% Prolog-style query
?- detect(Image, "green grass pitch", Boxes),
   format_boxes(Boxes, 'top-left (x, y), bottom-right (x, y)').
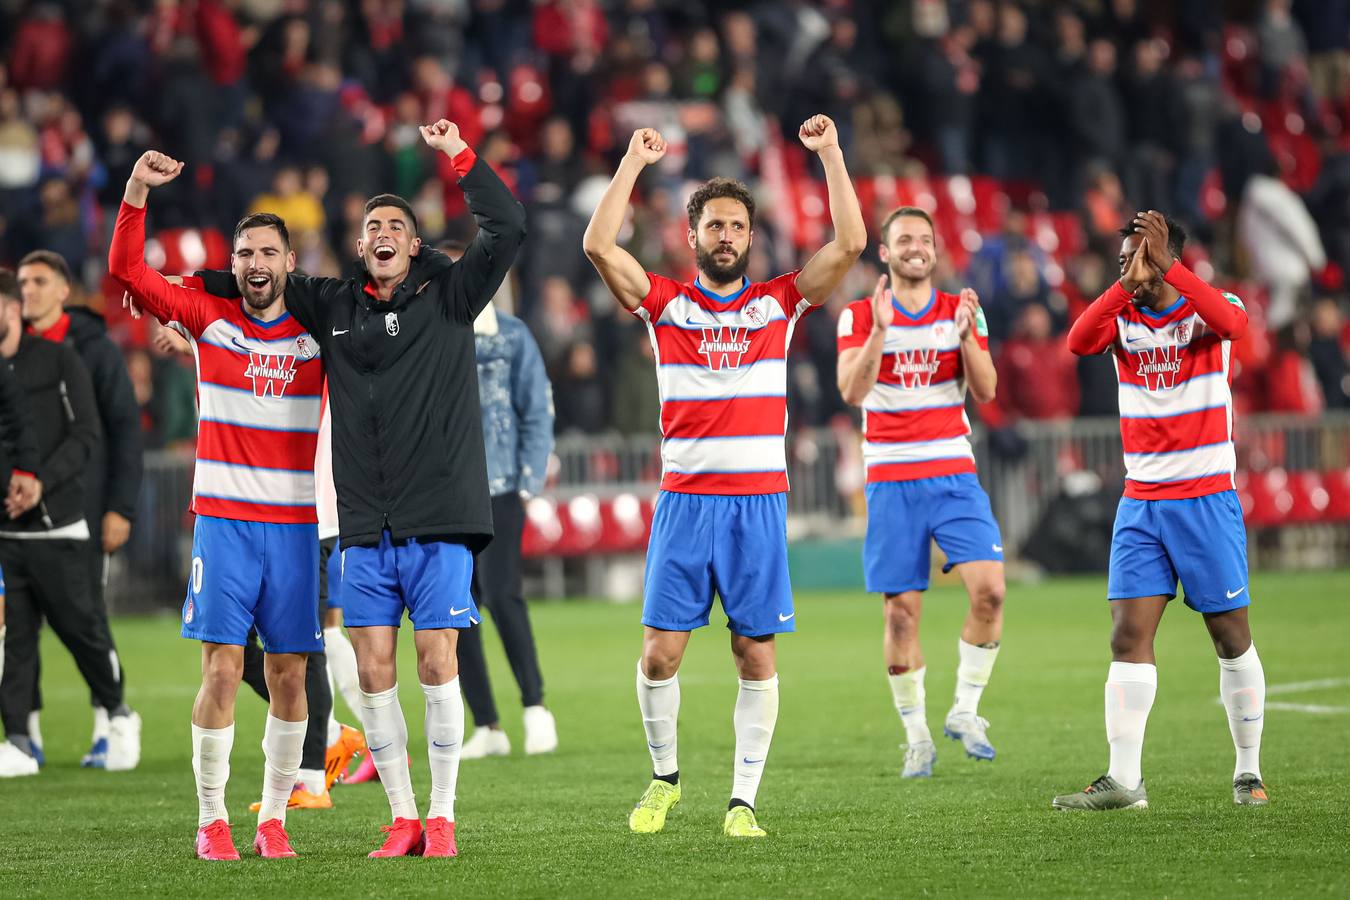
top-left (2, 570), bottom-right (1348, 898)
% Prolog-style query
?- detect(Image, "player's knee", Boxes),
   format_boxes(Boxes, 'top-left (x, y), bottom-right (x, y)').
top-left (201, 652), bottom-right (242, 693)
top-left (883, 597), bottom-right (919, 638)
top-left (1109, 622), bottom-right (1150, 660)
top-left (265, 659), bottom-right (307, 700)
top-left (970, 582), bottom-right (1004, 621)
top-left (417, 658), bottom-right (456, 686)
top-left (640, 649), bottom-right (680, 681)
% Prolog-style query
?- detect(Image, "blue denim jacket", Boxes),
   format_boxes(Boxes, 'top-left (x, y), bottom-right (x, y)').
top-left (476, 309), bottom-right (554, 497)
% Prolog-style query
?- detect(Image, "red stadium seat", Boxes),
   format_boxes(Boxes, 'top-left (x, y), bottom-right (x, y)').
top-left (1287, 471), bottom-right (1330, 524)
top-left (1323, 469), bottom-right (1350, 522)
top-left (1241, 468), bottom-right (1284, 527)
top-left (521, 496), bottom-right (563, 558)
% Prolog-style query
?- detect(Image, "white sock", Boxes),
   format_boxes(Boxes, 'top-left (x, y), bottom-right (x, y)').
top-left (192, 723), bottom-right (234, 828)
top-left (92, 706), bottom-right (110, 743)
top-left (298, 767), bottom-right (326, 796)
top-left (951, 640), bottom-right (1000, 717)
top-left (731, 675), bottom-right (779, 808)
top-left (423, 678), bottom-right (465, 821)
top-left (324, 627), bottom-right (362, 719)
top-left (326, 708), bottom-right (341, 746)
top-left (27, 710), bottom-right (41, 748)
top-left (887, 666), bottom-right (931, 745)
top-left (636, 661), bottom-right (679, 778)
top-left (1218, 644), bottom-right (1265, 779)
top-left (258, 714), bottom-right (306, 826)
top-left (1105, 661), bottom-right (1157, 791)
top-left (360, 684), bottom-right (418, 820)
top-left (0, 625), bottom-right (6, 679)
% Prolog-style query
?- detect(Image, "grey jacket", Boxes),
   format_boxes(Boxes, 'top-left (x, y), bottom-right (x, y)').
top-left (475, 307), bottom-right (553, 497)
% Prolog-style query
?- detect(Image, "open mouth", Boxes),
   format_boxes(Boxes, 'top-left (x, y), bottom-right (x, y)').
top-left (373, 245), bottom-right (397, 262)
top-left (246, 274), bottom-right (270, 289)
top-left (904, 255), bottom-right (928, 266)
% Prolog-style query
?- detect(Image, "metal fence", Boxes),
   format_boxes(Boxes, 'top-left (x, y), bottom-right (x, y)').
top-left (109, 413), bottom-right (1350, 610)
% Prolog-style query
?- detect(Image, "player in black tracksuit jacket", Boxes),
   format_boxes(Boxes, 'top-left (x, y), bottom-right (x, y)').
top-left (0, 326), bottom-right (137, 765)
top-left (197, 119), bottom-right (525, 854)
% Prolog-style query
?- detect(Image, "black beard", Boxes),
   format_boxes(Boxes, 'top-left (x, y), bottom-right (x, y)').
top-left (237, 274), bottom-right (283, 310)
top-left (695, 243), bottom-right (749, 284)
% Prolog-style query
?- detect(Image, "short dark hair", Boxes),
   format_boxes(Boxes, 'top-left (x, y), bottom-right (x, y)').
top-left (233, 213), bottom-right (291, 249)
top-left (686, 177), bottom-right (755, 231)
top-left (0, 268), bottom-right (17, 301)
top-left (364, 193), bottom-right (419, 235)
top-left (879, 206), bottom-right (935, 242)
top-left (17, 250), bottom-right (72, 284)
top-left (1119, 214), bottom-right (1187, 260)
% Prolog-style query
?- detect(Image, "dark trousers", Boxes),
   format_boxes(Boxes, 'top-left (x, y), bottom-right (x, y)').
top-left (242, 638), bottom-right (332, 771)
top-left (457, 492), bottom-right (545, 728)
top-left (85, 538), bottom-right (126, 708)
top-left (0, 538), bottom-right (125, 737)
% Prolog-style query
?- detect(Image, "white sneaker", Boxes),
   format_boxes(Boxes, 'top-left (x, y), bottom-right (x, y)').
top-left (522, 705), bottom-right (558, 755)
top-left (461, 726), bottom-right (510, 760)
top-left (0, 741), bottom-right (39, 777)
top-left (106, 711), bottom-right (142, 771)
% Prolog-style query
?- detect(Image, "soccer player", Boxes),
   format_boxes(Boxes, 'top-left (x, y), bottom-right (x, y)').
top-left (1054, 210), bottom-right (1267, 810)
top-left (835, 207), bottom-right (1005, 778)
top-left (110, 151), bottom-right (323, 859)
top-left (192, 119), bottom-right (526, 857)
top-left (583, 117), bottom-right (866, 838)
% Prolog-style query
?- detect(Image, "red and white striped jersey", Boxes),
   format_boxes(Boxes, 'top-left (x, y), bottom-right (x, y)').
top-left (632, 272), bottom-right (813, 495)
top-left (110, 202), bottom-right (324, 524)
top-left (315, 392), bottom-right (338, 539)
top-left (1109, 291), bottom-right (1245, 500)
top-left (837, 290), bottom-right (987, 483)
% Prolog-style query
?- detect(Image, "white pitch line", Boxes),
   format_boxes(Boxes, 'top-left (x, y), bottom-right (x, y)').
top-left (1265, 701), bottom-right (1350, 714)
top-left (1266, 677), bottom-right (1350, 696)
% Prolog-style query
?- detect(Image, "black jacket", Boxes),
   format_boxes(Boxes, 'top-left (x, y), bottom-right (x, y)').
top-left (0, 334), bottom-right (100, 535)
top-left (62, 307), bottom-right (144, 526)
top-left (200, 158), bottom-right (526, 549)
top-left (0, 357), bottom-right (39, 484)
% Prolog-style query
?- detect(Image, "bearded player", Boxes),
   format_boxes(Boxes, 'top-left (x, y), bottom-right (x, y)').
top-left (110, 151), bottom-right (324, 859)
top-left (836, 206), bottom-right (1005, 779)
top-left (1055, 211), bottom-right (1267, 810)
top-left (584, 117), bottom-right (865, 838)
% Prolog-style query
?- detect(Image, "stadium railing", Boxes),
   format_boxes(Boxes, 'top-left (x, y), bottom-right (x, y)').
top-left (109, 413), bottom-right (1350, 610)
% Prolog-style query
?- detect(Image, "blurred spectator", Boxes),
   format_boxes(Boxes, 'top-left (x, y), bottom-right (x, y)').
top-left (531, 275), bottom-right (589, 368)
top-left (9, 3), bottom-right (73, 91)
top-left (0, 89), bottom-right (40, 200)
top-left (1257, 0), bottom-right (1309, 97)
top-left (610, 326), bottom-right (660, 436)
top-left (976, 3), bottom-right (1048, 182)
top-left (1237, 169), bottom-right (1326, 329)
top-left (248, 166), bottom-right (325, 238)
top-left (994, 303), bottom-right (1079, 422)
top-left (1262, 323), bottom-right (1324, 412)
top-left (1309, 298), bottom-right (1350, 408)
top-left (553, 339), bottom-right (607, 434)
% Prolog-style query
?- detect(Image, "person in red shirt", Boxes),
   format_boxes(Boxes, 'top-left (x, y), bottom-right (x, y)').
top-left (994, 303), bottom-right (1079, 421)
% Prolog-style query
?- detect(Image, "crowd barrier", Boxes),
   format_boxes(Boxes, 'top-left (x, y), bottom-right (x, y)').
top-left (108, 413), bottom-right (1350, 610)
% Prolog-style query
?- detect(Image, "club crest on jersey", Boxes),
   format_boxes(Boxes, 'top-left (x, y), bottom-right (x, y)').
top-left (744, 300), bottom-right (766, 326)
top-left (698, 326), bottom-right (753, 371)
top-left (892, 348), bottom-right (941, 388)
top-left (244, 352), bottom-right (298, 398)
top-left (184, 597), bottom-right (194, 625)
top-left (1135, 344), bottom-right (1182, 390)
top-left (1175, 321), bottom-right (1192, 344)
top-left (385, 312), bottom-right (400, 336)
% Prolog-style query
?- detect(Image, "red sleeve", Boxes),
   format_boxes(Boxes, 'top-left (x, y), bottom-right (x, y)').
top-left (449, 146), bottom-right (478, 179)
top-left (764, 271), bottom-right (808, 319)
top-left (635, 273), bottom-right (684, 322)
top-left (1067, 281), bottom-right (1131, 356)
top-left (1163, 261), bottom-right (1248, 340)
top-left (108, 202), bottom-right (210, 337)
top-left (836, 300), bottom-right (873, 353)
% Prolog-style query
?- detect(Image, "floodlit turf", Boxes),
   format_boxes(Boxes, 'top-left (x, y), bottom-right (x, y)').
top-left (3, 570), bottom-right (1348, 898)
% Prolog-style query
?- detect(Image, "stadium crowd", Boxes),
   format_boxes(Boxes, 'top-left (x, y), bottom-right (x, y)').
top-left (2, 0), bottom-right (1350, 447)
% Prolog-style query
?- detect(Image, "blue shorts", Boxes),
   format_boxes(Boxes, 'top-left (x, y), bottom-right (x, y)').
top-left (863, 474), bottom-right (1004, 594)
top-left (1108, 491), bottom-right (1252, 613)
top-left (642, 491), bottom-right (794, 637)
top-left (341, 532), bottom-right (478, 630)
top-left (320, 537), bottom-right (343, 611)
top-left (181, 516), bottom-right (322, 654)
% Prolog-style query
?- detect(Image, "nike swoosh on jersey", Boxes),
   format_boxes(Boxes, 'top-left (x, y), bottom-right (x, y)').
top-left (332, 328), bottom-right (349, 336)
top-left (778, 612), bottom-right (794, 622)
top-left (1226, 586), bottom-right (1247, 599)
top-left (450, 606), bottom-right (471, 616)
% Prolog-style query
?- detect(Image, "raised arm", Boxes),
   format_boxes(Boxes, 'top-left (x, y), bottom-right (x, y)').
top-left (583, 129), bottom-right (665, 312)
top-left (837, 276), bottom-right (891, 406)
top-left (793, 115), bottom-right (868, 305)
top-left (110, 152), bottom-right (212, 332)
top-left (1068, 236), bottom-right (1157, 356)
top-left (420, 120), bottom-right (528, 322)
